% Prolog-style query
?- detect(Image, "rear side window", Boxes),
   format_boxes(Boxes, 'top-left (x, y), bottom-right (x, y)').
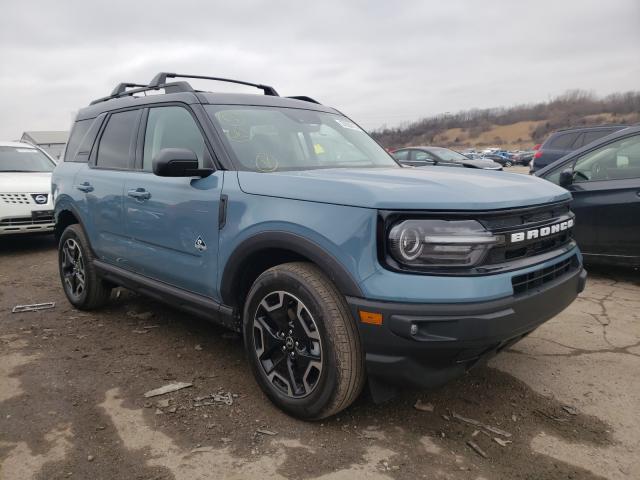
top-left (393, 150), bottom-right (409, 161)
top-left (580, 130), bottom-right (610, 147)
top-left (64, 120), bottom-right (91, 162)
top-left (548, 132), bottom-right (579, 149)
top-left (96, 110), bottom-right (140, 169)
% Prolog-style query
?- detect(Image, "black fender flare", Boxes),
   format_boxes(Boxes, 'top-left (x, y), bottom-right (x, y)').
top-left (219, 231), bottom-right (364, 305)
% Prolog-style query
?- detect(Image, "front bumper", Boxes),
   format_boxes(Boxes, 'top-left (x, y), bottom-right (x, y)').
top-left (347, 264), bottom-right (586, 395)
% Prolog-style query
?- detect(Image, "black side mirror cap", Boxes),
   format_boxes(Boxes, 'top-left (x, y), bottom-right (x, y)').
top-left (559, 169), bottom-right (573, 188)
top-left (152, 148), bottom-right (213, 178)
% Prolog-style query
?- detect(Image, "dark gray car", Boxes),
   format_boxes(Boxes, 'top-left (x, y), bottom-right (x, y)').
top-left (392, 146), bottom-right (503, 170)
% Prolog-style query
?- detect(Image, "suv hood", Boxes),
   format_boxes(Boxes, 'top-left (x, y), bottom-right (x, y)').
top-left (237, 167), bottom-right (570, 210)
top-left (0, 172), bottom-right (52, 193)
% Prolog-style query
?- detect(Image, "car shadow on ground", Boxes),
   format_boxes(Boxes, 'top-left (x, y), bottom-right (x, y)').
top-left (0, 234), bottom-right (57, 254)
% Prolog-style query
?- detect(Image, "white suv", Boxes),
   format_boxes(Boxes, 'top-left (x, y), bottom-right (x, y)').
top-left (0, 141), bottom-right (56, 236)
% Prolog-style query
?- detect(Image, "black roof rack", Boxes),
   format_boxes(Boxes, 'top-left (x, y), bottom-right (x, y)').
top-left (110, 83), bottom-right (148, 96)
top-left (90, 81), bottom-right (195, 105)
top-left (286, 95), bottom-right (320, 104)
top-left (149, 72), bottom-right (279, 96)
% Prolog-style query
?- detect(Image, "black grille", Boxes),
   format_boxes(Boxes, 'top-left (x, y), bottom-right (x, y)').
top-left (0, 215), bottom-right (54, 226)
top-left (480, 202), bottom-right (574, 265)
top-left (511, 255), bottom-right (578, 296)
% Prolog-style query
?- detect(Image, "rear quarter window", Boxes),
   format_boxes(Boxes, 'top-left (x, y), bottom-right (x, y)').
top-left (548, 132), bottom-right (579, 149)
top-left (63, 120), bottom-right (91, 162)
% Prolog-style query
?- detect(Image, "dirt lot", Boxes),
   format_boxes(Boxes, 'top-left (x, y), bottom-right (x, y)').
top-left (1, 233), bottom-right (639, 480)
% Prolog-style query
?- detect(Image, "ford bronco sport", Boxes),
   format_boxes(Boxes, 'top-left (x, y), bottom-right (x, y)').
top-left (52, 73), bottom-right (586, 419)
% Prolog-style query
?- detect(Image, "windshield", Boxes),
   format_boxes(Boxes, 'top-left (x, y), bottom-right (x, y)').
top-left (0, 146), bottom-right (56, 172)
top-left (206, 105), bottom-right (398, 172)
top-left (429, 147), bottom-right (470, 162)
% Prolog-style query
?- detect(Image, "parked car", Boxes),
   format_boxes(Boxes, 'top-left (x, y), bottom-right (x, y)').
top-left (530, 125), bottom-right (629, 173)
top-left (536, 126), bottom-right (640, 266)
top-left (392, 147), bottom-right (502, 170)
top-left (0, 141), bottom-right (56, 236)
top-left (482, 153), bottom-right (513, 167)
top-left (513, 151), bottom-right (535, 166)
top-left (53, 72), bottom-right (586, 419)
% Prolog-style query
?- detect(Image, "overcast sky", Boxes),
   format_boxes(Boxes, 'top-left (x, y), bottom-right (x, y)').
top-left (0, 0), bottom-right (638, 139)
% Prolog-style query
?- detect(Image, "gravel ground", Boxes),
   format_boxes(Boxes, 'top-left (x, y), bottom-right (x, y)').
top-left (1, 233), bottom-right (638, 480)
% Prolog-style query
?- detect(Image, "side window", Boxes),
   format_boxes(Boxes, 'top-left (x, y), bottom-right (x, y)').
top-left (96, 110), bottom-right (140, 169)
top-left (393, 150), bottom-right (409, 161)
top-left (63, 120), bottom-right (91, 162)
top-left (573, 134), bottom-right (640, 182)
top-left (549, 133), bottom-right (579, 149)
top-left (143, 107), bottom-right (206, 171)
top-left (413, 151), bottom-right (433, 162)
top-left (581, 130), bottom-right (608, 147)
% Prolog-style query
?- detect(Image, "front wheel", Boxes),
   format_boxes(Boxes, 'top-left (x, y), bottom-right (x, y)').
top-left (505, 161), bottom-right (513, 167)
top-left (243, 262), bottom-right (365, 419)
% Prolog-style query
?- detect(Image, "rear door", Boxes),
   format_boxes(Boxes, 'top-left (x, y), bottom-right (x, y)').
top-left (123, 104), bottom-right (223, 298)
top-left (565, 133), bottom-right (640, 259)
top-left (75, 109), bottom-right (141, 264)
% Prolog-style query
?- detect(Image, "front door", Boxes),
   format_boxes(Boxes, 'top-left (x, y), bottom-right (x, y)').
top-left (123, 105), bottom-right (222, 299)
top-left (568, 133), bottom-right (640, 259)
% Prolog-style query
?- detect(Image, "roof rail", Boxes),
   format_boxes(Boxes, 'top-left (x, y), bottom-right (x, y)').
top-left (149, 72), bottom-right (279, 96)
top-left (286, 95), bottom-right (321, 104)
top-left (89, 81), bottom-right (195, 105)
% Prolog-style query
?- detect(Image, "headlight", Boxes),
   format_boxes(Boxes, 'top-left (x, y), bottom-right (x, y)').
top-left (388, 219), bottom-right (504, 268)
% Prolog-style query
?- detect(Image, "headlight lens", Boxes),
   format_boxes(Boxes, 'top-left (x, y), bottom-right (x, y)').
top-left (388, 219), bottom-right (504, 268)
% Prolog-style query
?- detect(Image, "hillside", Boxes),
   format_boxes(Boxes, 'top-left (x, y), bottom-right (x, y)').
top-left (371, 91), bottom-right (640, 150)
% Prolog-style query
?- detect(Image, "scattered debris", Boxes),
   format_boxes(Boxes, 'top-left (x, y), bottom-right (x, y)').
top-left (195, 344), bottom-right (203, 351)
top-left (414, 400), bottom-right (434, 412)
top-left (256, 429), bottom-right (278, 436)
top-left (471, 430), bottom-right (480, 438)
top-left (127, 311), bottom-right (154, 320)
top-left (452, 412), bottom-right (512, 438)
top-left (12, 302), bottom-right (55, 313)
top-left (167, 406), bottom-right (177, 413)
top-left (493, 437), bottom-right (512, 447)
top-left (511, 414), bottom-right (518, 422)
top-left (87, 455), bottom-right (94, 462)
top-left (534, 409), bottom-right (570, 423)
top-left (194, 391), bottom-right (234, 407)
top-left (562, 405), bottom-right (578, 415)
top-left (466, 440), bottom-right (488, 459)
top-left (190, 446), bottom-right (214, 454)
top-left (144, 382), bottom-right (193, 398)
top-left (155, 408), bottom-right (164, 415)
top-left (156, 399), bottom-right (171, 408)
top-left (441, 414), bottom-right (451, 421)
top-left (132, 330), bottom-right (149, 334)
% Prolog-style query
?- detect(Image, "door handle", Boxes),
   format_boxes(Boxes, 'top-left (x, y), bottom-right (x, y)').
top-left (127, 188), bottom-right (151, 201)
top-left (74, 182), bottom-right (94, 193)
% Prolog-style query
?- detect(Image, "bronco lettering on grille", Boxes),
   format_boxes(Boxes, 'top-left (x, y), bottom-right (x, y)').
top-left (510, 218), bottom-right (574, 243)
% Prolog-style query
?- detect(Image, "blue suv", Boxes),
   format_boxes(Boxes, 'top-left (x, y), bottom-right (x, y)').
top-left (52, 73), bottom-right (586, 419)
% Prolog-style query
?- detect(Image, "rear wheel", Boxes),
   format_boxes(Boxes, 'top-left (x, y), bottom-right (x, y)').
top-left (243, 262), bottom-right (365, 419)
top-left (58, 224), bottom-right (112, 310)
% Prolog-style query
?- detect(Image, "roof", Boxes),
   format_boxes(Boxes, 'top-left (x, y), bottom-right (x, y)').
top-left (20, 131), bottom-right (69, 145)
top-left (0, 140), bottom-right (39, 148)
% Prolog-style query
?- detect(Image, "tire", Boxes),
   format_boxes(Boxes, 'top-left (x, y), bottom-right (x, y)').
top-left (243, 262), bottom-right (365, 420)
top-left (505, 161), bottom-right (513, 167)
top-left (58, 224), bottom-right (112, 310)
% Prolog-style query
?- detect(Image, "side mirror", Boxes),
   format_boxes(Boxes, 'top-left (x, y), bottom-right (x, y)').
top-left (152, 148), bottom-right (212, 177)
top-left (559, 169), bottom-right (573, 188)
